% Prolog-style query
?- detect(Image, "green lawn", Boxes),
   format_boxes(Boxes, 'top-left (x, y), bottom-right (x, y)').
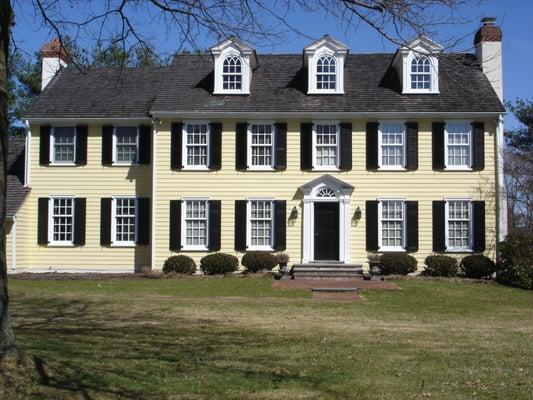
top-left (2, 276), bottom-right (532, 399)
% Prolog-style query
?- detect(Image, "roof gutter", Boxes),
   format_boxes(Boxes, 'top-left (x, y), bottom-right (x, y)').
top-left (25, 117), bottom-right (151, 124)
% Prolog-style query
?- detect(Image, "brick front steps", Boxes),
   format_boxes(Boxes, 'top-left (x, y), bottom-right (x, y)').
top-left (291, 262), bottom-right (364, 279)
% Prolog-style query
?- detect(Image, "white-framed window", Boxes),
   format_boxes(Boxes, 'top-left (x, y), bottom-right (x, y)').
top-left (51, 127), bottom-right (76, 164)
top-left (222, 56), bottom-right (242, 91)
top-left (181, 199), bottom-right (209, 250)
top-left (114, 126), bottom-right (139, 164)
top-left (247, 123), bottom-right (274, 169)
top-left (313, 122), bottom-right (339, 170)
top-left (112, 197), bottom-right (137, 246)
top-left (445, 122), bottom-right (472, 169)
top-left (378, 200), bottom-right (405, 251)
top-left (446, 199), bottom-right (472, 251)
top-left (183, 122), bottom-right (210, 169)
top-left (247, 199), bottom-right (274, 251)
top-left (411, 56), bottom-right (431, 90)
top-left (316, 55), bottom-right (336, 90)
top-left (378, 122), bottom-right (405, 169)
top-left (49, 196), bottom-right (75, 245)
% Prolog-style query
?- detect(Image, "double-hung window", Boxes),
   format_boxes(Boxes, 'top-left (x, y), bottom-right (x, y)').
top-left (182, 199), bottom-right (209, 250)
top-left (379, 200), bottom-right (405, 251)
top-left (114, 126), bottom-right (139, 164)
top-left (247, 199), bottom-right (273, 250)
top-left (49, 196), bottom-right (75, 245)
top-left (445, 122), bottom-right (471, 169)
top-left (222, 56), bottom-right (242, 90)
top-left (313, 123), bottom-right (339, 169)
top-left (248, 123), bottom-right (274, 169)
top-left (411, 56), bottom-right (431, 90)
top-left (183, 123), bottom-right (209, 169)
top-left (379, 122), bottom-right (405, 169)
top-left (446, 200), bottom-right (471, 251)
top-left (51, 127), bottom-right (76, 164)
top-left (316, 56), bottom-right (336, 90)
top-left (112, 197), bottom-right (137, 245)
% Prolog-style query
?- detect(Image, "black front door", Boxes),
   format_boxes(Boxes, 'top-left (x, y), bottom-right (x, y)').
top-left (314, 202), bottom-right (339, 261)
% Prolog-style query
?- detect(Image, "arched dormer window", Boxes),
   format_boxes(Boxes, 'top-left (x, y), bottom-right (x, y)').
top-left (410, 56), bottom-right (431, 90)
top-left (316, 55), bottom-right (336, 90)
top-left (222, 56), bottom-right (242, 90)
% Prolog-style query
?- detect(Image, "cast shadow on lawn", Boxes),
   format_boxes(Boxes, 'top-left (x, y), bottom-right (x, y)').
top-left (10, 296), bottom-right (344, 400)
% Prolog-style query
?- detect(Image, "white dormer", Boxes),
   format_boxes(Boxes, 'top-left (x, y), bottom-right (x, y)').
top-left (394, 36), bottom-right (443, 94)
top-left (304, 35), bottom-right (348, 95)
top-left (210, 37), bottom-right (257, 95)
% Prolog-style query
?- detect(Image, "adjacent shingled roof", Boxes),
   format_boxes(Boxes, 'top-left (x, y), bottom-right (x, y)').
top-left (25, 66), bottom-right (168, 118)
top-left (7, 138), bottom-right (29, 218)
top-left (24, 52), bottom-right (504, 118)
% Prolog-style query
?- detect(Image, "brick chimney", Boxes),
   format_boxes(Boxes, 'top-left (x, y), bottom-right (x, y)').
top-left (474, 17), bottom-right (503, 101)
top-left (41, 38), bottom-right (69, 90)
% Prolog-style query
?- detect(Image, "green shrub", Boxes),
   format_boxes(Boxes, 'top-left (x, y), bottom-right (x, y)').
top-left (423, 255), bottom-right (458, 277)
top-left (496, 234), bottom-right (533, 289)
top-left (379, 253), bottom-right (417, 275)
top-left (460, 254), bottom-right (496, 279)
top-left (162, 255), bottom-right (196, 275)
top-left (241, 252), bottom-right (277, 273)
top-left (200, 253), bottom-right (239, 275)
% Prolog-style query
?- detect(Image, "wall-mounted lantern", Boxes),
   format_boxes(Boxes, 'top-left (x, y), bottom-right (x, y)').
top-left (290, 206), bottom-right (298, 220)
top-left (353, 206), bottom-right (362, 220)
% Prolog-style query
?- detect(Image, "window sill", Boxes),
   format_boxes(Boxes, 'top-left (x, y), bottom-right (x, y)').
top-left (182, 246), bottom-right (209, 252)
top-left (446, 248), bottom-right (473, 253)
top-left (311, 167), bottom-right (340, 172)
top-left (247, 246), bottom-right (274, 252)
top-left (379, 247), bottom-right (406, 253)
top-left (182, 166), bottom-right (210, 171)
top-left (49, 162), bottom-right (77, 167)
top-left (48, 242), bottom-right (75, 247)
top-left (378, 166), bottom-right (407, 171)
top-left (307, 90), bottom-right (345, 95)
top-left (444, 167), bottom-right (473, 172)
top-left (110, 243), bottom-right (137, 248)
top-left (247, 166), bottom-right (275, 171)
top-left (402, 89), bottom-right (440, 95)
top-left (112, 162), bottom-right (139, 167)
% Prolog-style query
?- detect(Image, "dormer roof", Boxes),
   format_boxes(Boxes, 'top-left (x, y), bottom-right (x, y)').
top-left (210, 36), bottom-right (258, 68)
top-left (303, 35), bottom-right (349, 66)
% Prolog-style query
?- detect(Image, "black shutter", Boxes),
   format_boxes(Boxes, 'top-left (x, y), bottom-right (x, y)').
top-left (405, 201), bottom-right (418, 252)
top-left (274, 123), bottom-right (287, 170)
top-left (137, 198), bottom-right (150, 245)
top-left (300, 122), bottom-right (313, 170)
top-left (472, 122), bottom-right (485, 171)
top-left (405, 122), bottom-right (418, 171)
top-left (234, 200), bottom-right (247, 251)
top-left (169, 200), bottom-right (181, 251)
top-left (235, 122), bottom-right (248, 170)
top-left (100, 198), bottom-right (112, 246)
top-left (339, 122), bottom-right (352, 171)
top-left (209, 122), bottom-right (222, 170)
top-left (432, 201), bottom-right (446, 252)
top-left (274, 200), bottom-right (286, 251)
top-left (39, 125), bottom-right (51, 166)
top-left (432, 122), bottom-right (445, 170)
top-left (171, 122), bottom-right (183, 170)
top-left (75, 125), bottom-right (88, 165)
top-left (37, 197), bottom-right (49, 245)
top-left (366, 122), bottom-right (379, 170)
top-left (366, 200), bottom-right (379, 251)
top-left (138, 125), bottom-right (151, 165)
top-left (73, 198), bottom-right (86, 246)
top-left (472, 201), bottom-right (486, 252)
top-left (208, 200), bottom-right (221, 251)
top-left (101, 125), bottom-right (114, 165)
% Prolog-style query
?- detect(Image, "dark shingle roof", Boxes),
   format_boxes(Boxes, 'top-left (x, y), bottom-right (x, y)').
top-left (25, 66), bottom-right (167, 119)
top-left (7, 138), bottom-right (29, 218)
top-left (152, 53), bottom-right (504, 113)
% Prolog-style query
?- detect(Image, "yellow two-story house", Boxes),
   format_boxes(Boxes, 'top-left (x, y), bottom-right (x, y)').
top-left (7, 19), bottom-right (507, 274)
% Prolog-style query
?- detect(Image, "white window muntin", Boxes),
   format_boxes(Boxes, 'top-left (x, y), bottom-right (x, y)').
top-left (312, 121), bottom-right (340, 170)
top-left (445, 199), bottom-right (473, 252)
top-left (113, 126), bottom-right (139, 165)
top-left (308, 51), bottom-right (345, 95)
top-left (48, 195), bottom-right (75, 246)
top-left (316, 55), bottom-right (336, 90)
top-left (181, 198), bottom-right (210, 251)
top-left (378, 199), bottom-right (406, 252)
top-left (378, 122), bottom-right (406, 170)
top-left (50, 127), bottom-right (76, 165)
top-left (445, 122), bottom-right (472, 170)
top-left (246, 198), bottom-right (274, 251)
top-left (403, 52), bottom-right (439, 94)
top-left (222, 56), bottom-right (243, 91)
top-left (410, 56), bottom-right (431, 90)
top-left (247, 121), bottom-right (275, 170)
top-left (182, 121), bottom-right (210, 170)
top-left (111, 196), bottom-right (138, 246)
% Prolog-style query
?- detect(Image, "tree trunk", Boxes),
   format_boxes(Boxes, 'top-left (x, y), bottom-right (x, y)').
top-left (0, 0), bottom-right (16, 357)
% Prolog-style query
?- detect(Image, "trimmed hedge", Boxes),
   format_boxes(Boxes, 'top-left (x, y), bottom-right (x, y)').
top-left (200, 253), bottom-right (239, 275)
top-left (379, 253), bottom-right (417, 275)
top-left (162, 255), bottom-right (196, 275)
top-left (242, 252), bottom-right (277, 273)
top-left (460, 254), bottom-right (496, 279)
top-left (423, 255), bottom-right (458, 277)
top-left (496, 234), bottom-right (533, 289)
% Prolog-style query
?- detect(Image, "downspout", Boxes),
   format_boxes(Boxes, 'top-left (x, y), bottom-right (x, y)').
top-left (150, 117), bottom-right (159, 270)
top-left (496, 114), bottom-right (508, 242)
top-left (24, 119), bottom-right (30, 187)
top-left (11, 216), bottom-right (16, 272)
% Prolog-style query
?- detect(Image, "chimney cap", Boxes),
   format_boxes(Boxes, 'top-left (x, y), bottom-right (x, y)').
top-left (474, 17), bottom-right (502, 45)
top-left (41, 38), bottom-right (70, 62)
top-left (481, 17), bottom-right (497, 25)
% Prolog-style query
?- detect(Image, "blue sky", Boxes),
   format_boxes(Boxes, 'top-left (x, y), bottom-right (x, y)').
top-left (13, 0), bottom-right (532, 128)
